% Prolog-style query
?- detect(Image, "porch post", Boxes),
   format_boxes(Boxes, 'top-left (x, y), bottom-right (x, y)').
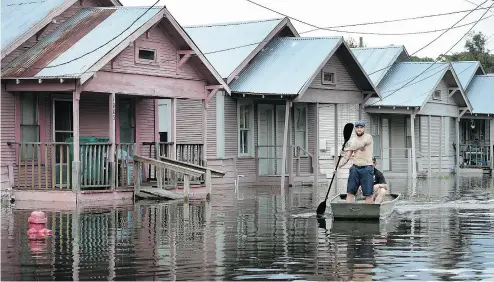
top-left (439, 116), bottom-right (443, 175)
top-left (203, 97), bottom-right (212, 199)
top-left (288, 105), bottom-right (294, 187)
top-left (314, 103), bottom-right (320, 189)
top-left (456, 117), bottom-right (460, 175)
top-left (428, 115), bottom-right (432, 178)
top-left (280, 100), bottom-right (292, 193)
top-left (171, 98), bottom-right (177, 159)
top-left (411, 113), bottom-right (417, 179)
top-left (72, 88), bottom-right (81, 193)
top-left (109, 93), bottom-right (116, 190)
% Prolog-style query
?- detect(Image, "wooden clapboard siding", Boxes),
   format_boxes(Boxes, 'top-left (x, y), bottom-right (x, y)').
top-left (301, 103), bottom-right (316, 175)
top-left (1, 90), bottom-right (15, 165)
top-left (224, 95), bottom-right (237, 158)
top-left (136, 98), bottom-right (155, 155)
top-left (428, 79), bottom-right (456, 105)
top-left (176, 99), bottom-right (203, 144)
top-left (430, 116), bottom-right (442, 171)
top-left (419, 115), bottom-right (430, 173)
top-left (2, 0), bottom-right (105, 67)
top-left (80, 94), bottom-right (110, 137)
top-left (309, 54), bottom-right (360, 92)
top-left (390, 116), bottom-right (407, 172)
top-left (101, 24), bottom-right (203, 81)
top-left (207, 95), bottom-right (217, 159)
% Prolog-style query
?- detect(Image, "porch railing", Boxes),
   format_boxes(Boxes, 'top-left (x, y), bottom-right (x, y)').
top-left (141, 142), bottom-right (205, 187)
top-left (459, 143), bottom-right (492, 168)
top-left (9, 142), bottom-right (137, 190)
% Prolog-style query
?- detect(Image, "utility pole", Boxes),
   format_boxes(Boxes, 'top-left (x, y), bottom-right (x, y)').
top-left (359, 37), bottom-right (364, 47)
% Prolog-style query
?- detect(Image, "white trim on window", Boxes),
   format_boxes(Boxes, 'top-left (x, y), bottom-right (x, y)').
top-left (321, 69), bottom-right (336, 85)
top-left (433, 89), bottom-right (441, 100)
top-left (237, 100), bottom-right (254, 157)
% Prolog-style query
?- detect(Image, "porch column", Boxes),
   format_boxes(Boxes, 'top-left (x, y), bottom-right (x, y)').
top-left (203, 98), bottom-right (212, 199)
top-left (109, 93), bottom-right (116, 190)
top-left (72, 88), bottom-right (81, 193)
top-left (411, 113), bottom-right (417, 179)
top-left (314, 103), bottom-right (320, 190)
top-left (456, 117), bottom-right (460, 175)
top-left (288, 106), bottom-right (294, 187)
top-left (280, 100), bottom-right (292, 194)
top-left (171, 98), bottom-right (177, 159)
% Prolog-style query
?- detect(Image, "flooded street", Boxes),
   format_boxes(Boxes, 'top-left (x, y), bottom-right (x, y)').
top-left (2, 175), bottom-right (494, 281)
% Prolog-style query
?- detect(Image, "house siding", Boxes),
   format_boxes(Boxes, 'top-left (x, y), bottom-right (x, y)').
top-left (207, 95), bottom-right (217, 159)
top-left (176, 99), bottom-right (203, 144)
top-left (101, 24), bottom-right (203, 81)
top-left (1, 90), bottom-right (16, 191)
top-left (136, 98), bottom-right (155, 156)
top-left (318, 104), bottom-right (336, 178)
top-left (2, 0), bottom-right (103, 67)
top-left (224, 96), bottom-right (237, 158)
top-left (309, 54), bottom-right (360, 92)
top-left (390, 116), bottom-right (407, 172)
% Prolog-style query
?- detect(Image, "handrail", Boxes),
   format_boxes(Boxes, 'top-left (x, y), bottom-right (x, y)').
top-left (133, 155), bottom-right (203, 178)
top-left (295, 146), bottom-right (313, 158)
top-left (159, 156), bottom-right (225, 177)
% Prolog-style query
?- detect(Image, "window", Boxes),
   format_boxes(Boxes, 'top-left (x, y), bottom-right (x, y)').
top-left (294, 104), bottom-right (308, 156)
top-left (20, 93), bottom-right (39, 161)
top-left (238, 101), bottom-right (253, 156)
top-left (433, 90), bottom-right (441, 100)
top-left (138, 49), bottom-right (156, 61)
top-left (370, 116), bottom-right (380, 157)
top-left (321, 70), bottom-right (336, 85)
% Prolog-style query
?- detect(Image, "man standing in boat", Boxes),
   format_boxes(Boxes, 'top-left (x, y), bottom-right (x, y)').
top-left (338, 120), bottom-right (374, 204)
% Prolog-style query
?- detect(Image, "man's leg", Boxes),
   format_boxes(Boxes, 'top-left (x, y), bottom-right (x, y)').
top-left (346, 166), bottom-right (359, 203)
top-left (374, 188), bottom-right (387, 204)
top-left (359, 166), bottom-right (375, 204)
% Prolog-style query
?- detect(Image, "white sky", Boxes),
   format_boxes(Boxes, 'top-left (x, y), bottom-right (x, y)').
top-left (121, 0), bottom-right (494, 58)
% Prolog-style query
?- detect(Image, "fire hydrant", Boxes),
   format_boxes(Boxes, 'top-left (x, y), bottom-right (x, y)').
top-left (27, 211), bottom-right (52, 240)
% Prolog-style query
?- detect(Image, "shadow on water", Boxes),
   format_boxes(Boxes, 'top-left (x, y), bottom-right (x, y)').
top-left (1, 174), bottom-right (494, 281)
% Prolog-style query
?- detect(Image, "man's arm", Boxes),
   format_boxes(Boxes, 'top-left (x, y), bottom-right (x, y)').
top-left (345, 135), bottom-right (372, 151)
top-left (337, 150), bottom-right (352, 169)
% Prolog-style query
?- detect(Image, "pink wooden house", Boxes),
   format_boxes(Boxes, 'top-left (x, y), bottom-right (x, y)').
top-left (1, 4), bottom-right (229, 203)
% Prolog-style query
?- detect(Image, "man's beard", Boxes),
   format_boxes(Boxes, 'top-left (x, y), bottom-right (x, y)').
top-left (356, 131), bottom-right (364, 136)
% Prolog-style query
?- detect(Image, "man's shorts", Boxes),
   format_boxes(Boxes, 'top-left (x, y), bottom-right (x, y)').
top-left (347, 165), bottom-right (374, 196)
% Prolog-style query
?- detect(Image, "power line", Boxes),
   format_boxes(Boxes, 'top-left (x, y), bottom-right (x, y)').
top-left (367, 2), bottom-right (493, 107)
top-left (246, 0), bottom-right (491, 36)
top-left (299, 7), bottom-right (493, 32)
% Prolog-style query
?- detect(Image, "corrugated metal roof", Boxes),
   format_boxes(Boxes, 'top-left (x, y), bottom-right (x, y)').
top-left (184, 18), bottom-right (284, 78)
top-left (365, 62), bottom-right (450, 107)
top-left (351, 46), bottom-right (406, 86)
top-left (2, 7), bottom-right (162, 78)
top-left (465, 75), bottom-right (494, 114)
top-left (451, 61), bottom-right (483, 89)
top-left (230, 37), bottom-right (342, 95)
top-left (1, 0), bottom-right (75, 54)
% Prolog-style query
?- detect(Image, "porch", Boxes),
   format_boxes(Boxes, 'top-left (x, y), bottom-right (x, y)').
top-left (458, 118), bottom-right (493, 168)
top-left (8, 141), bottom-right (205, 191)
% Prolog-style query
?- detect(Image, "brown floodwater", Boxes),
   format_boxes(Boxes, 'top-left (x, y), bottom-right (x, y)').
top-left (2, 175), bottom-right (494, 281)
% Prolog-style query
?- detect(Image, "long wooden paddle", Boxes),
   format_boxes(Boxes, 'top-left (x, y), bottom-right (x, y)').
top-left (316, 122), bottom-right (354, 217)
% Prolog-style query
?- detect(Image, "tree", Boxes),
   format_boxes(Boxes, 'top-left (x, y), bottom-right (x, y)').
top-left (345, 37), bottom-right (359, 48)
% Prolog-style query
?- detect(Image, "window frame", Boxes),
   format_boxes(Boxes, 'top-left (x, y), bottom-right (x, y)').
top-left (432, 89), bottom-right (441, 100)
top-left (293, 103), bottom-right (308, 157)
top-left (134, 44), bottom-right (158, 66)
top-left (237, 100), bottom-right (254, 157)
top-left (321, 70), bottom-right (336, 85)
top-left (20, 93), bottom-right (40, 162)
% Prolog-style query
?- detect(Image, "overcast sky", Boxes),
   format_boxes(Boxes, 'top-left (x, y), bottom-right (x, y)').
top-left (121, 0), bottom-right (494, 58)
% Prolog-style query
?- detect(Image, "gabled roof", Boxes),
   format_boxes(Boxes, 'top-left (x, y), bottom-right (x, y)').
top-left (465, 75), bottom-right (494, 115)
top-left (0, 0), bottom-right (121, 60)
top-left (365, 62), bottom-right (470, 109)
top-left (451, 61), bottom-right (486, 89)
top-left (1, 6), bottom-right (230, 92)
top-left (184, 17), bottom-right (298, 80)
top-left (351, 45), bottom-right (409, 86)
top-left (230, 37), bottom-right (378, 96)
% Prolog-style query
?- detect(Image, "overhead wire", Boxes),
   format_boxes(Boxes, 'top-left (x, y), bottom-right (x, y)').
top-left (367, 1), bottom-right (493, 107)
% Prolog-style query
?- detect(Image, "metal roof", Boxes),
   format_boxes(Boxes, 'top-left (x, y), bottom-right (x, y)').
top-left (451, 61), bottom-right (485, 89)
top-left (2, 7), bottom-right (163, 78)
top-left (365, 62), bottom-right (450, 107)
top-left (465, 75), bottom-right (494, 114)
top-left (1, 0), bottom-right (77, 56)
top-left (184, 18), bottom-right (284, 78)
top-left (351, 46), bottom-right (407, 86)
top-left (230, 37), bottom-right (342, 95)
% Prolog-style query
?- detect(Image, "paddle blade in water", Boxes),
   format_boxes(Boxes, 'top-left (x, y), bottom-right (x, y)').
top-left (316, 201), bottom-right (326, 216)
top-left (343, 123), bottom-right (354, 142)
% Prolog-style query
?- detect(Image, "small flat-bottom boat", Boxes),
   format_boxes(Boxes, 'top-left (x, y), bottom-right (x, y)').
top-left (329, 193), bottom-right (400, 220)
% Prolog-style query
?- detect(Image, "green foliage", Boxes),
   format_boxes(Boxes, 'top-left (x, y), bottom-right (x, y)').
top-left (413, 31), bottom-right (494, 72)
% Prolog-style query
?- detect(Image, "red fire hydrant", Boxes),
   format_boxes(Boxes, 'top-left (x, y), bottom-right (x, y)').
top-left (27, 211), bottom-right (52, 240)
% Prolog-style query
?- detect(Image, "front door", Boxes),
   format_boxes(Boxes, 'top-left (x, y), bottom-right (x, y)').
top-left (257, 105), bottom-right (275, 175)
top-left (53, 100), bottom-right (73, 186)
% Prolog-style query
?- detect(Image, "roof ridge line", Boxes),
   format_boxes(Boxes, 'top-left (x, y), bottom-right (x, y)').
top-left (184, 18), bottom-right (284, 28)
